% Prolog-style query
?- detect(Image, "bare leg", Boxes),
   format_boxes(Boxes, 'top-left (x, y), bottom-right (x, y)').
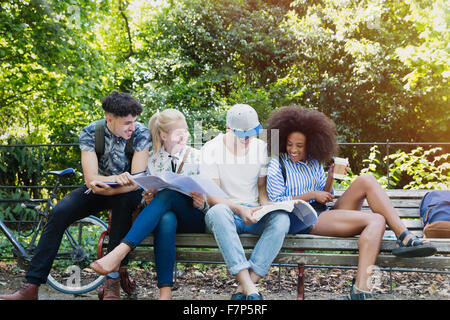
top-left (159, 287), bottom-right (172, 300)
top-left (236, 269), bottom-right (262, 294)
top-left (235, 269), bottom-right (259, 295)
top-left (91, 243), bottom-right (132, 275)
top-left (310, 209), bottom-right (386, 292)
top-left (249, 270), bottom-right (262, 284)
top-left (334, 173), bottom-right (430, 245)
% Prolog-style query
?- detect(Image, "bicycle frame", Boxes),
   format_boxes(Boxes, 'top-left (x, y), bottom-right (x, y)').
top-left (1, 168), bottom-right (109, 294)
top-left (0, 219), bottom-right (30, 259)
top-left (0, 176), bottom-right (61, 263)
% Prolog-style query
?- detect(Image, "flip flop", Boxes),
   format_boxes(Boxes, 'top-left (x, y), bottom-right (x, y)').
top-left (392, 230), bottom-right (437, 258)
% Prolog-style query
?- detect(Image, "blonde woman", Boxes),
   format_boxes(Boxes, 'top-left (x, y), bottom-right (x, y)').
top-left (91, 109), bottom-right (206, 300)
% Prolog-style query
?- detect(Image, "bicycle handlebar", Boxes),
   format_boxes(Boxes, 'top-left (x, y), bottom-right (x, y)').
top-left (21, 203), bottom-right (42, 210)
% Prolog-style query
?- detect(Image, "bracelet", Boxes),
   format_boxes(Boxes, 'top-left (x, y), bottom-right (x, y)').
top-left (199, 198), bottom-right (210, 213)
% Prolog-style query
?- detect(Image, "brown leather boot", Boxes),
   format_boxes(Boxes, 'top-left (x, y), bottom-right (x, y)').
top-left (0, 283), bottom-right (39, 300)
top-left (102, 278), bottom-right (120, 300)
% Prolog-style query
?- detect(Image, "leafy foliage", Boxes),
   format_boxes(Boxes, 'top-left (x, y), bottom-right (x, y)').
top-left (388, 147), bottom-right (450, 190)
top-left (0, 0), bottom-right (448, 204)
top-left (335, 146), bottom-right (450, 190)
top-left (2, 0), bottom-right (448, 141)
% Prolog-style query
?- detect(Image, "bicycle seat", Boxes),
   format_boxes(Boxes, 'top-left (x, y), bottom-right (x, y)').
top-left (45, 168), bottom-right (76, 178)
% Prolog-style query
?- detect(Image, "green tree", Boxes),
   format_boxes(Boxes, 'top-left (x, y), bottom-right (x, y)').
top-left (1, 0), bottom-right (448, 195)
top-left (0, 0), bottom-right (115, 143)
top-left (282, 0), bottom-right (449, 142)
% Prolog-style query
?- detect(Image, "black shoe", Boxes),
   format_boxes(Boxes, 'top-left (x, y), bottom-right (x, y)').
top-left (231, 292), bottom-right (246, 300)
top-left (246, 293), bottom-right (263, 300)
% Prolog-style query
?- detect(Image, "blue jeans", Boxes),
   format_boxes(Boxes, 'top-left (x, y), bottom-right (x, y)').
top-left (205, 203), bottom-right (290, 277)
top-left (122, 189), bottom-right (205, 288)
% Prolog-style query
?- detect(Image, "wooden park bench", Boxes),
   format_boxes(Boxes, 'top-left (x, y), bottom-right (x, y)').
top-left (104, 189), bottom-right (450, 300)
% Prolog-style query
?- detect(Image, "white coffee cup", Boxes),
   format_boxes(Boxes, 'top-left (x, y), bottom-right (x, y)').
top-left (333, 157), bottom-right (349, 179)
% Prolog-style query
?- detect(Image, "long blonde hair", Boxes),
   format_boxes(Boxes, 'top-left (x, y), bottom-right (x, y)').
top-left (148, 109), bottom-right (186, 154)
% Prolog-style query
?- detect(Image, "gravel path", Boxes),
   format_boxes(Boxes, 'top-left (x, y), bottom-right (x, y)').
top-left (1, 261), bottom-right (449, 301)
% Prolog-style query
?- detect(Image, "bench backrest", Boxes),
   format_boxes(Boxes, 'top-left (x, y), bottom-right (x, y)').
top-left (106, 189), bottom-right (450, 269)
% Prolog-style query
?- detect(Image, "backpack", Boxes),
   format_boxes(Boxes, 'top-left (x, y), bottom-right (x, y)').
top-left (420, 190), bottom-right (450, 238)
top-left (279, 155), bottom-right (287, 183)
top-left (95, 119), bottom-right (134, 173)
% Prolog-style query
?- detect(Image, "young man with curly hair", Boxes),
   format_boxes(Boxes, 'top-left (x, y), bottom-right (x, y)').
top-left (265, 105), bottom-right (436, 300)
top-left (0, 91), bottom-right (152, 300)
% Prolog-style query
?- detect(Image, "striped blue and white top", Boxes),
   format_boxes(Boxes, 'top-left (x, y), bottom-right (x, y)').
top-left (267, 153), bottom-right (327, 202)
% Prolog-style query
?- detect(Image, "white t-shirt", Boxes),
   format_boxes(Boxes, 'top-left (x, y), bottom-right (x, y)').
top-left (200, 134), bottom-right (269, 206)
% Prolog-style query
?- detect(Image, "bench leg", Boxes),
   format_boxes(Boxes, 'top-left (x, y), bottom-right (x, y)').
top-left (297, 264), bottom-right (305, 300)
top-left (294, 249), bottom-right (306, 300)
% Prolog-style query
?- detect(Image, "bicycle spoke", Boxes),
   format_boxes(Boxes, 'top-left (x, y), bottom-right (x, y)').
top-left (2, 169), bottom-right (107, 295)
top-left (48, 216), bottom-right (107, 294)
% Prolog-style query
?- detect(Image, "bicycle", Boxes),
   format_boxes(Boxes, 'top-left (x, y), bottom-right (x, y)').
top-left (0, 168), bottom-right (108, 295)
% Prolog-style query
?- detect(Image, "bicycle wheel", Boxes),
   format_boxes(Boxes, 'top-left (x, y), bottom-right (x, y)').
top-left (47, 215), bottom-right (108, 294)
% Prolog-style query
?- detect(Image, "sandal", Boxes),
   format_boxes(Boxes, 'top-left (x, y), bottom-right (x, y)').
top-left (392, 230), bottom-right (437, 258)
top-left (344, 278), bottom-right (373, 300)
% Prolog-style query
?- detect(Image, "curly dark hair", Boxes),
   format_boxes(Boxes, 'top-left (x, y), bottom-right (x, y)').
top-left (266, 105), bottom-right (338, 164)
top-left (102, 91), bottom-right (143, 117)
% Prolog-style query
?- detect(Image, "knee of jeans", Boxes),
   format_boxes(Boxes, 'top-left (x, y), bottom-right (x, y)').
top-left (155, 211), bottom-right (177, 236)
top-left (205, 204), bottom-right (233, 227)
top-left (267, 212), bottom-right (290, 234)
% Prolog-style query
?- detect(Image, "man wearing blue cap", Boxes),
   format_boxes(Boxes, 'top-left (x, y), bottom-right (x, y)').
top-left (200, 104), bottom-right (290, 300)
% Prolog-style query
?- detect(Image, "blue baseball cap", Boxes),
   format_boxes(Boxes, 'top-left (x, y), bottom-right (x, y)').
top-left (226, 104), bottom-right (263, 138)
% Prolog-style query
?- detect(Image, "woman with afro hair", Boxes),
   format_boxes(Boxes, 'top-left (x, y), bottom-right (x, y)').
top-left (265, 105), bottom-right (436, 300)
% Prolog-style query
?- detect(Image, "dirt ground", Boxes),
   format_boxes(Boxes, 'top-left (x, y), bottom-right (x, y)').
top-left (0, 261), bottom-right (449, 301)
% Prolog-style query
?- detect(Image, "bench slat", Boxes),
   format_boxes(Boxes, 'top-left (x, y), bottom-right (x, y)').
top-left (276, 252), bottom-right (450, 269)
top-left (129, 249), bottom-right (450, 269)
top-left (396, 219), bottom-right (423, 229)
top-left (129, 234), bottom-right (450, 253)
top-left (351, 199), bottom-right (422, 208)
top-left (372, 208), bottom-right (420, 218)
top-left (334, 189), bottom-right (429, 198)
top-left (382, 230), bottom-right (424, 238)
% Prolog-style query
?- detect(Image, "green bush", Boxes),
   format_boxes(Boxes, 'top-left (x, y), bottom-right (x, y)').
top-left (334, 146), bottom-right (450, 190)
top-left (387, 147), bottom-right (450, 190)
top-left (0, 138), bottom-right (82, 221)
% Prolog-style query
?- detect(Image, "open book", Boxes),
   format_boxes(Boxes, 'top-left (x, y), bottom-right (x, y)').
top-left (252, 200), bottom-right (318, 227)
top-left (132, 171), bottom-right (228, 198)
